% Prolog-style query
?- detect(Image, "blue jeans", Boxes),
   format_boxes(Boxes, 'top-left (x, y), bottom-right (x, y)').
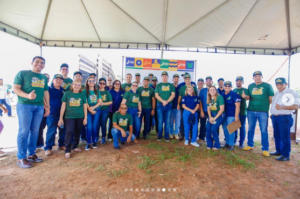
top-left (169, 109), bottom-right (181, 136)
top-left (140, 108), bottom-right (151, 137)
top-left (16, 103), bottom-right (44, 159)
top-left (183, 110), bottom-right (198, 142)
top-left (234, 115), bottom-right (246, 146)
top-left (0, 98), bottom-right (12, 116)
top-left (271, 115), bottom-right (293, 157)
top-left (199, 112), bottom-right (208, 140)
top-left (44, 115), bottom-right (60, 150)
top-left (111, 128), bottom-right (136, 147)
top-left (99, 109), bottom-right (109, 140)
top-left (247, 110), bottom-right (269, 151)
top-left (127, 107), bottom-right (141, 138)
top-left (206, 112), bottom-right (224, 148)
top-left (222, 116), bottom-right (236, 146)
top-left (157, 103), bottom-right (172, 139)
top-left (86, 110), bottom-right (101, 144)
top-left (37, 115), bottom-right (46, 148)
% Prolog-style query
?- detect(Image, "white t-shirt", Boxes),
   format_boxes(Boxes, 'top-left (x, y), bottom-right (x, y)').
top-left (0, 86), bottom-right (9, 99)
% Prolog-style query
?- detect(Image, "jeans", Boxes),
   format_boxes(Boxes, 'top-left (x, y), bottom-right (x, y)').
top-left (234, 115), bottom-right (246, 146)
top-left (222, 116), bottom-right (236, 146)
top-left (86, 110), bottom-right (101, 144)
top-left (44, 115), bottom-right (60, 151)
top-left (65, 118), bottom-right (83, 153)
top-left (16, 103), bottom-right (44, 159)
top-left (206, 112), bottom-right (224, 149)
top-left (0, 99), bottom-right (12, 116)
top-left (37, 115), bottom-right (46, 148)
top-left (271, 115), bottom-right (293, 157)
top-left (247, 110), bottom-right (269, 151)
top-left (111, 128), bottom-right (136, 147)
top-left (169, 109), bottom-right (181, 136)
top-left (199, 112), bottom-right (208, 140)
top-left (99, 109), bottom-right (109, 140)
top-left (150, 106), bottom-right (158, 132)
top-left (127, 107), bottom-right (141, 138)
top-left (107, 112), bottom-right (114, 139)
top-left (183, 110), bottom-right (198, 142)
top-left (58, 122), bottom-right (66, 147)
top-left (140, 108), bottom-right (152, 137)
top-left (157, 103), bottom-right (172, 139)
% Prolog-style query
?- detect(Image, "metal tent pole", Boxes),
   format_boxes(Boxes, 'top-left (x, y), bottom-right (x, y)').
top-left (288, 53), bottom-right (291, 88)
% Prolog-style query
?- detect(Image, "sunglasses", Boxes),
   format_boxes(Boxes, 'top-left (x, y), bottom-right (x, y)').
top-left (99, 82), bottom-right (106, 85)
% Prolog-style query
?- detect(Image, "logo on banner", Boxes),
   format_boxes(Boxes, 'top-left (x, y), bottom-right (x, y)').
top-left (177, 60), bottom-right (186, 70)
top-left (135, 58), bottom-right (143, 68)
top-left (126, 57), bottom-right (135, 67)
top-left (143, 59), bottom-right (152, 68)
top-left (161, 60), bottom-right (169, 69)
top-left (186, 61), bottom-right (194, 71)
top-left (169, 60), bottom-right (177, 71)
top-left (152, 59), bottom-right (160, 69)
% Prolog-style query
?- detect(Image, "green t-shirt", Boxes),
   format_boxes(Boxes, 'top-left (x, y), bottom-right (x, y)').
top-left (179, 85), bottom-right (198, 97)
top-left (155, 82), bottom-right (175, 104)
top-left (83, 90), bottom-right (102, 111)
top-left (233, 87), bottom-right (249, 115)
top-left (248, 82), bottom-right (274, 112)
top-left (61, 91), bottom-right (87, 119)
top-left (112, 112), bottom-right (132, 131)
top-left (61, 78), bottom-right (73, 90)
top-left (137, 86), bottom-right (155, 109)
top-left (123, 90), bottom-right (141, 108)
top-left (100, 90), bottom-right (112, 110)
top-left (65, 84), bottom-right (85, 91)
top-left (207, 95), bottom-right (224, 113)
top-left (121, 83), bottom-right (132, 92)
top-left (13, 70), bottom-right (48, 105)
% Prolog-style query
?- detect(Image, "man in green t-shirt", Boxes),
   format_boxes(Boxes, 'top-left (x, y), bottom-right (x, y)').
top-left (155, 71), bottom-right (175, 142)
top-left (111, 104), bottom-right (138, 149)
top-left (233, 76), bottom-right (250, 148)
top-left (121, 73), bottom-right (132, 92)
top-left (13, 56), bottom-right (50, 169)
top-left (243, 71), bottom-right (274, 157)
top-left (60, 63), bottom-right (73, 90)
top-left (137, 76), bottom-right (155, 139)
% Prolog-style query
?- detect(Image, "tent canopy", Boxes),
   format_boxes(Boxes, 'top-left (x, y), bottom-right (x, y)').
top-left (0, 0), bottom-right (299, 55)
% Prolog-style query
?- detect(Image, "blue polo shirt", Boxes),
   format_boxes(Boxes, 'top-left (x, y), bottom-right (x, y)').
top-left (217, 88), bottom-right (225, 95)
top-left (182, 95), bottom-right (199, 110)
top-left (199, 88), bottom-right (208, 112)
top-left (178, 81), bottom-right (197, 91)
top-left (48, 85), bottom-right (64, 116)
top-left (109, 89), bottom-right (125, 113)
top-left (172, 84), bottom-right (180, 109)
top-left (221, 91), bottom-right (241, 117)
top-left (150, 85), bottom-right (156, 90)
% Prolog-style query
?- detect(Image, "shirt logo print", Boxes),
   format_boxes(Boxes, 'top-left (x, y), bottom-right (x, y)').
top-left (252, 87), bottom-right (263, 95)
top-left (162, 85), bottom-right (170, 91)
top-left (141, 90), bottom-right (150, 97)
top-left (132, 96), bottom-right (139, 103)
top-left (125, 86), bottom-right (131, 91)
top-left (31, 77), bottom-right (45, 88)
top-left (69, 98), bottom-right (81, 106)
top-left (119, 118), bottom-right (128, 126)
top-left (90, 95), bottom-right (97, 103)
top-left (102, 94), bottom-right (107, 101)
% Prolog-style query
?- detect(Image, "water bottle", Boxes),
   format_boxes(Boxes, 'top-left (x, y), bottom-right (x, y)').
top-left (60, 124), bottom-right (64, 129)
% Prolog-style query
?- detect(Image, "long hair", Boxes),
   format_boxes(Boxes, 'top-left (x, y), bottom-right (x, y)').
top-left (112, 80), bottom-right (123, 91)
top-left (70, 80), bottom-right (83, 93)
top-left (185, 85), bottom-right (196, 96)
top-left (85, 77), bottom-right (99, 97)
top-left (207, 86), bottom-right (219, 104)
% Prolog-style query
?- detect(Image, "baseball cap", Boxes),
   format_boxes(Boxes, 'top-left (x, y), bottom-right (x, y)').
top-left (53, 74), bottom-right (64, 80)
top-left (224, 81), bottom-right (232, 87)
top-left (236, 76), bottom-right (244, 81)
top-left (73, 71), bottom-right (82, 76)
top-left (161, 71), bottom-right (168, 76)
top-left (275, 77), bottom-right (287, 84)
top-left (253, 71), bottom-right (262, 77)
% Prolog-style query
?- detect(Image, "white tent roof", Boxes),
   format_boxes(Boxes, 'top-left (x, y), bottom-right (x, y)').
top-left (0, 0), bottom-right (299, 54)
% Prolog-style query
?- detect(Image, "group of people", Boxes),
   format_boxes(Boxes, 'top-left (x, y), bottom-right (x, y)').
top-left (1, 56), bottom-right (298, 169)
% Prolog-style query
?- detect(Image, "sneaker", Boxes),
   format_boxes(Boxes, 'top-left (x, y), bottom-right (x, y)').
top-left (184, 140), bottom-right (189, 145)
top-left (85, 144), bottom-right (91, 151)
top-left (239, 144), bottom-right (244, 149)
top-left (175, 135), bottom-right (180, 140)
top-left (157, 138), bottom-right (161, 141)
top-left (108, 139), bottom-right (112, 142)
top-left (243, 146), bottom-right (254, 151)
top-left (206, 147), bottom-right (211, 150)
top-left (170, 135), bottom-right (174, 139)
top-left (114, 146), bottom-right (121, 150)
top-left (212, 147), bottom-right (219, 151)
top-left (191, 142), bottom-right (200, 147)
top-left (101, 138), bottom-right (106, 144)
top-left (45, 150), bottom-right (52, 156)
top-left (92, 143), bottom-right (98, 148)
top-left (262, 151), bottom-right (270, 157)
top-left (65, 153), bottom-right (71, 159)
top-left (73, 148), bottom-right (82, 152)
top-left (27, 155), bottom-right (43, 163)
top-left (165, 139), bottom-right (170, 143)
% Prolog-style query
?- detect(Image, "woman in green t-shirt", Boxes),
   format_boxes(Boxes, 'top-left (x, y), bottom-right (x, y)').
top-left (58, 80), bottom-right (87, 159)
top-left (206, 86), bottom-right (225, 150)
top-left (84, 77), bottom-right (102, 150)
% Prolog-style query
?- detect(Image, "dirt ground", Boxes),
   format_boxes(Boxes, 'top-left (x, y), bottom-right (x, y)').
top-left (0, 125), bottom-right (300, 199)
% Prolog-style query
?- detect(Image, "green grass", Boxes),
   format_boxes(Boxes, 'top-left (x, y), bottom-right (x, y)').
top-left (146, 143), bottom-right (167, 150)
top-left (108, 169), bottom-right (129, 177)
top-left (138, 155), bottom-right (158, 170)
top-left (95, 164), bottom-right (105, 171)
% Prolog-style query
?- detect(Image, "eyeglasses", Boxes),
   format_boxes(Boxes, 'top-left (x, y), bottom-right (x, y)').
top-left (115, 83), bottom-right (120, 85)
top-left (99, 82), bottom-right (106, 85)
top-left (88, 80), bottom-right (95, 83)
top-left (108, 80), bottom-right (112, 81)
top-left (132, 85), bottom-right (138, 87)
top-left (74, 84), bottom-right (81, 87)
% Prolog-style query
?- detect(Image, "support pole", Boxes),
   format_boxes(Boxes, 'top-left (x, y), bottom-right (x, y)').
top-left (122, 56), bottom-right (124, 83)
top-left (40, 45), bottom-right (43, 56)
top-left (288, 53), bottom-right (291, 88)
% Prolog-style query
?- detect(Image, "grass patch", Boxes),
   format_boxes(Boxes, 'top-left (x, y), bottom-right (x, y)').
top-left (146, 143), bottom-right (167, 150)
top-left (108, 169), bottom-right (129, 177)
top-left (95, 164), bottom-right (105, 171)
top-left (138, 155), bottom-right (158, 170)
top-left (222, 151), bottom-right (256, 169)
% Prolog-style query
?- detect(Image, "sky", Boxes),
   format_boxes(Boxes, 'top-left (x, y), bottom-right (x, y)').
top-left (1, 31), bottom-right (300, 91)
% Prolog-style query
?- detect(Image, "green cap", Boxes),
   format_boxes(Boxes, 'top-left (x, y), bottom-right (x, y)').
top-left (253, 71), bottom-right (262, 76)
top-left (99, 77), bottom-right (106, 83)
top-left (73, 71), bottom-right (82, 76)
top-left (206, 76), bottom-right (212, 80)
top-left (218, 78), bottom-right (224, 82)
top-left (224, 81), bottom-right (232, 87)
top-left (149, 73), bottom-right (154, 76)
top-left (53, 74), bottom-right (64, 80)
top-left (60, 63), bottom-right (69, 69)
top-left (275, 77), bottom-right (287, 84)
top-left (89, 73), bottom-right (97, 77)
top-left (161, 71), bottom-right (168, 76)
top-left (185, 73), bottom-right (191, 79)
top-left (143, 76), bottom-right (150, 81)
top-left (198, 78), bottom-right (204, 82)
top-left (135, 73), bottom-right (140, 76)
top-left (173, 74), bottom-right (179, 78)
top-left (152, 77), bottom-right (158, 81)
top-left (236, 76), bottom-right (244, 81)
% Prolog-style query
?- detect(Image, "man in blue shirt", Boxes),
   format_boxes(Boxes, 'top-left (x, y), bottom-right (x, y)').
top-left (217, 78), bottom-right (225, 95)
top-left (169, 74), bottom-right (181, 139)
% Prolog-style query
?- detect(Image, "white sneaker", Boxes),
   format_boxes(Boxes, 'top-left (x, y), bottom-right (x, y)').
top-left (175, 135), bottom-right (180, 140)
top-left (191, 142), bottom-right (200, 147)
top-left (184, 140), bottom-right (189, 145)
top-left (170, 135), bottom-right (174, 139)
top-left (108, 139), bottom-right (112, 142)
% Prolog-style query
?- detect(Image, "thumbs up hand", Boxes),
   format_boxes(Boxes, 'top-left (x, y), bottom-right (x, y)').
top-left (242, 91), bottom-right (247, 98)
top-left (27, 90), bottom-right (36, 100)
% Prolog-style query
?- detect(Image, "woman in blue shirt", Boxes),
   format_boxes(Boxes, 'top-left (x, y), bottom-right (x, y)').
top-left (222, 81), bottom-right (241, 151)
top-left (108, 80), bottom-right (125, 140)
top-left (182, 86), bottom-right (200, 147)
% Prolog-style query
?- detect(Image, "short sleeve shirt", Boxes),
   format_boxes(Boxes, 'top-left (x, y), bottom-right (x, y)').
top-left (123, 90), bottom-right (141, 108)
top-left (207, 95), bottom-right (224, 113)
top-left (137, 86), bottom-right (155, 109)
top-left (121, 83), bottom-right (132, 92)
top-left (221, 91), bottom-right (241, 117)
top-left (182, 95), bottom-right (199, 110)
top-left (100, 90), bottom-right (112, 110)
top-left (61, 78), bottom-right (73, 90)
top-left (155, 82), bottom-right (175, 104)
top-left (112, 112), bottom-right (132, 131)
top-left (248, 82), bottom-right (274, 112)
top-left (233, 87), bottom-right (249, 115)
top-left (61, 91), bottom-right (87, 119)
top-left (84, 90), bottom-right (102, 111)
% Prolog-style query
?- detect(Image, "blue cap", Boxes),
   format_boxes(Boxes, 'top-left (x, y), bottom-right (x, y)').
top-left (185, 73), bottom-right (191, 79)
top-left (236, 76), bottom-right (244, 81)
top-left (53, 74), bottom-right (64, 80)
top-left (188, 113), bottom-right (196, 125)
top-left (60, 63), bottom-right (69, 69)
top-left (218, 78), bottom-right (224, 82)
top-left (198, 78), bottom-right (204, 82)
top-left (206, 76), bottom-right (212, 80)
top-left (253, 71), bottom-right (262, 77)
top-left (224, 81), bottom-right (232, 87)
top-left (73, 71), bottom-right (82, 76)
top-left (152, 77), bottom-right (157, 81)
top-left (275, 77), bottom-right (287, 84)
top-left (173, 74), bottom-right (179, 78)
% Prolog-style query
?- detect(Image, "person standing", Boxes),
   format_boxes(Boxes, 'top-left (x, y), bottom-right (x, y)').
top-left (135, 73), bottom-right (143, 87)
top-left (44, 74), bottom-right (64, 156)
top-left (107, 77), bottom-right (113, 90)
top-left (148, 73), bottom-right (154, 85)
top-left (270, 78), bottom-right (299, 161)
top-left (169, 74), bottom-right (181, 139)
top-left (217, 78), bottom-right (225, 95)
top-left (150, 76), bottom-right (158, 131)
top-left (137, 77), bottom-right (155, 140)
top-left (197, 78), bottom-right (204, 94)
top-left (13, 56), bottom-right (50, 168)
top-left (122, 73), bottom-right (132, 92)
top-left (155, 71), bottom-right (175, 142)
top-left (60, 63), bottom-right (73, 91)
top-left (65, 71), bottom-right (84, 91)
top-left (243, 71), bottom-right (274, 157)
top-left (0, 103), bottom-right (8, 157)
top-left (178, 73), bottom-right (197, 89)
top-left (0, 78), bottom-right (12, 117)
top-left (58, 80), bottom-right (87, 158)
top-left (233, 76), bottom-right (249, 148)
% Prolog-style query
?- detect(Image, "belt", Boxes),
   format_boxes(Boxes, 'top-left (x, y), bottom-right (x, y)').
top-left (272, 114), bottom-right (291, 117)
